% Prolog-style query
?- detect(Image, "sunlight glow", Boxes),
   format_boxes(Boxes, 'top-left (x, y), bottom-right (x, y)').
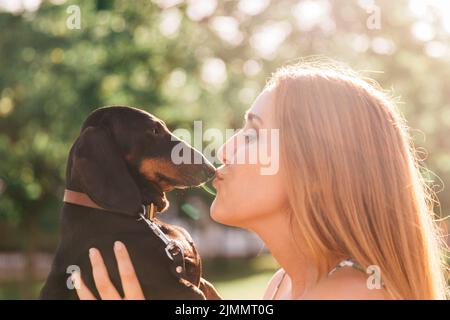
top-left (187, 0), bottom-right (217, 21)
top-left (250, 21), bottom-right (292, 60)
top-left (237, 0), bottom-right (270, 16)
top-left (210, 16), bottom-right (244, 46)
top-left (153, 0), bottom-right (184, 10)
top-left (159, 8), bottom-right (182, 38)
top-left (0, 0), bottom-right (41, 14)
top-left (411, 21), bottom-right (436, 42)
top-left (409, 0), bottom-right (450, 34)
top-left (293, 0), bottom-right (331, 31)
top-left (425, 41), bottom-right (448, 58)
top-left (167, 68), bottom-right (187, 89)
top-left (350, 34), bottom-right (370, 53)
top-left (371, 37), bottom-right (396, 55)
top-left (201, 58), bottom-right (227, 86)
top-left (242, 60), bottom-right (262, 77)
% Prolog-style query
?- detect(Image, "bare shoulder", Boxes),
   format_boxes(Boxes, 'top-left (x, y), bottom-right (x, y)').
top-left (304, 267), bottom-right (387, 300)
top-left (262, 268), bottom-right (285, 300)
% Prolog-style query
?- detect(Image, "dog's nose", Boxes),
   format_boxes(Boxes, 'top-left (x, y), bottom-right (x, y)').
top-left (201, 163), bottom-right (216, 181)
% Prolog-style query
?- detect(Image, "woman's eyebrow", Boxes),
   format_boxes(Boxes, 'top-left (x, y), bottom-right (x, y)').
top-left (244, 110), bottom-right (264, 125)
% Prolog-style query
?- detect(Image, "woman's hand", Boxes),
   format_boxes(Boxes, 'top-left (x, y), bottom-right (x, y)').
top-left (71, 241), bottom-right (145, 300)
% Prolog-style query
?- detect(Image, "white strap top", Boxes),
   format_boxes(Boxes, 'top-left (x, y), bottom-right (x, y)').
top-left (271, 259), bottom-right (364, 299)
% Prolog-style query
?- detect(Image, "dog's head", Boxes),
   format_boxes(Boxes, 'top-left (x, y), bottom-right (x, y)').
top-left (66, 106), bottom-right (216, 215)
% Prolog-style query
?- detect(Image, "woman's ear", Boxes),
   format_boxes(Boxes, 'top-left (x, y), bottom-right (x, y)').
top-left (71, 126), bottom-right (142, 216)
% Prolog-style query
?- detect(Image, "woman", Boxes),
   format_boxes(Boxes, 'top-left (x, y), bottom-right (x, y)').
top-left (73, 61), bottom-right (448, 299)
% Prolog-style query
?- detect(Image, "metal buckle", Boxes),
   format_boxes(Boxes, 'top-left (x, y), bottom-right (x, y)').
top-left (138, 204), bottom-right (147, 220)
top-left (137, 204), bottom-right (186, 277)
top-left (165, 241), bottom-right (186, 276)
top-left (165, 240), bottom-right (183, 261)
top-left (137, 204), bottom-right (157, 221)
top-left (148, 203), bottom-right (157, 220)
top-left (138, 209), bottom-right (184, 259)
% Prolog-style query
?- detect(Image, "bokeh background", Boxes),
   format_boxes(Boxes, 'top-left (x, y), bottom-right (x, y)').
top-left (0, 0), bottom-right (449, 299)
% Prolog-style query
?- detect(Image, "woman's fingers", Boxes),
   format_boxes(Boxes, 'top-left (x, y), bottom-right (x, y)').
top-left (114, 241), bottom-right (145, 300)
top-left (89, 248), bottom-right (122, 300)
top-left (72, 271), bottom-right (96, 300)
top-left (72, 244), bottom-right (145, 300)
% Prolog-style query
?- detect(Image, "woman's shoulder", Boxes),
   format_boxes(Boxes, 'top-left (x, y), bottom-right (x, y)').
top-left (304, 267), bottom-right (387, 300)
top-left (262, 268), bottom-right (285, 299)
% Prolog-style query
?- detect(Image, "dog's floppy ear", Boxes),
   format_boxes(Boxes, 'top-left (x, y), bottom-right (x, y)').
top-left (71, 126), bottom-right (142, 216)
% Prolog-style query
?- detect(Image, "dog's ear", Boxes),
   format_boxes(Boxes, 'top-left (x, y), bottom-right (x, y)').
top-left (71, 126), bottom-right (142, 216)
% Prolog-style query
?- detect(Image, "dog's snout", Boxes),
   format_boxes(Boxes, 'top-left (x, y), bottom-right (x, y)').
top-left (183, 153), bottom-right (216, 185)
top-left (166, 137), bottom-right (216, 186)
top-left (201, 163), bottom-right (216, 181)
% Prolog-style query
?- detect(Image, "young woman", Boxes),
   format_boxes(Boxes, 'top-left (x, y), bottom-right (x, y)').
top-left (73, 61), bottom-right (448, 300)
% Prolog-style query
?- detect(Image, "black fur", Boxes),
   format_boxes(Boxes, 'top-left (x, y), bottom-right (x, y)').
top-left (39, 106), bottom-right (219, 300)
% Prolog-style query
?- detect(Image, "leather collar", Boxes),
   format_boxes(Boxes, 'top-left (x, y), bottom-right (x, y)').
top-left (63, 189), bottom-right (157, 219)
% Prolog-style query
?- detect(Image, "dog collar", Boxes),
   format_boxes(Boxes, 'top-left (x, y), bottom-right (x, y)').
top-left (63, 189), bottom-right (187, 280)
top-left (63, 189), bottom-right (158, 219)
top-left (63, 189), bottom-right (104, 211)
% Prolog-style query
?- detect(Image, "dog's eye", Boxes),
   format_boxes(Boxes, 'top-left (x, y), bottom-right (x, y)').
top-left (151, 125), bottom-right (163, 136)
top-left (148, 122), bottom-right (165, 136)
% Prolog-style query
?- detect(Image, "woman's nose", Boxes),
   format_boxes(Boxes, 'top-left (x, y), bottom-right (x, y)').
top-left (217, 135), bottom-right (237, 164)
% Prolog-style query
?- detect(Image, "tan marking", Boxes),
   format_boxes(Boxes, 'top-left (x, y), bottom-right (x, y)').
top-left (139, 158), bottom-right (180, 190)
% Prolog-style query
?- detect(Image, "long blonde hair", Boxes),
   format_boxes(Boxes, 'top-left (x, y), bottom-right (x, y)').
top-left (268, 60), bottom-right (448, 299)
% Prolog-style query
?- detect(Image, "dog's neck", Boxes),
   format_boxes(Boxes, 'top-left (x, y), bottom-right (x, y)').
top-left (63, 189), bottom-right (157, 219)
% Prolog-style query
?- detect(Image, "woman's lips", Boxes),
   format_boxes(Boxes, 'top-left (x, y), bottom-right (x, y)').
top-left (212, 169), bottom-right (225, 188)
top-left (212, 176), bottom-right (222, 188)
top-left (215, 169), bottom-right (226, 180)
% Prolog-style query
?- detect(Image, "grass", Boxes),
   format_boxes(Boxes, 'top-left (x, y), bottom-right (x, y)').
top-left (209, 271), bottom-right (275, 300)
top-left (0, 281), bottom-right (43, 300)
top-left (203, 254), bottom-right (279, 300)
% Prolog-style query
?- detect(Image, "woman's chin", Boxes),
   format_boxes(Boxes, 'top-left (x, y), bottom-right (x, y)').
top-left (210, 197), bottom-right (230, 224)
top-left (210, 198), bottom-right (222, 222)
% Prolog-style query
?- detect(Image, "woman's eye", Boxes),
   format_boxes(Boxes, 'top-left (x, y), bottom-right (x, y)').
top-left (244, 133), bottom-right (257, 144)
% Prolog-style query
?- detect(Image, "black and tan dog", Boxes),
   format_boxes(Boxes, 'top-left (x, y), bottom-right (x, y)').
top-left (39, 106), bottom-right (220, 300)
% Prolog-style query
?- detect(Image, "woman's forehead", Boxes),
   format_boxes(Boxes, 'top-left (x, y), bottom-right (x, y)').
top-left (247, 87), bottom-right (275, 123)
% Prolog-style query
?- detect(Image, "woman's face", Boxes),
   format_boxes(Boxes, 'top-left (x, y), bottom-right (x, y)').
top-left (210, 87), bottom-right (288, 228)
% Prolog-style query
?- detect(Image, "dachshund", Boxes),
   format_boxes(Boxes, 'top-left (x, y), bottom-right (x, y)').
top-left (39, 106), bottom-right (221, 300)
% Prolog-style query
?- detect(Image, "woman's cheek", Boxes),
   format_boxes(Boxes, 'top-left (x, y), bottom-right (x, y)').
top-left (211, 169), bottom-right (256, 225)
top-left (210, 179), bottom-right (230, 223)
top-left (209, 197), bottom-right (222, 222)
top-left (209, 169), bottom-right (241, 224)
